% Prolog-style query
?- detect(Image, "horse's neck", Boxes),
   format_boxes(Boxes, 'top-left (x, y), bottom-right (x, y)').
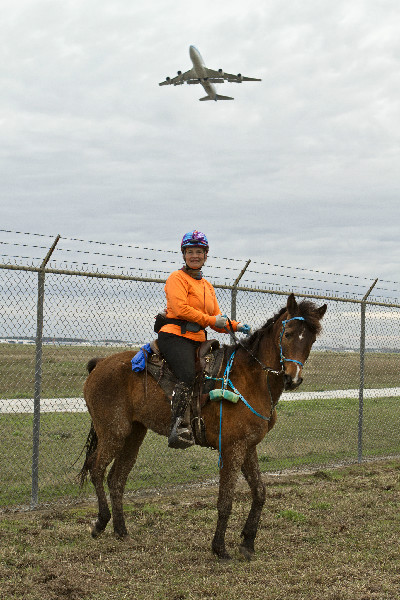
top-left (258, 325), bottom-right (281, 371)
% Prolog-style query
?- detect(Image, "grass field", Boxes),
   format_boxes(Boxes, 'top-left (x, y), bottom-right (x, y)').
top-left (0, 344), bottom-right (133, 399)
top-left (1, 460), bottom-right (399, 600)
top-left (1, 344), bottom-right (399, 399)
top-left (1, 344), bottom-right (399, 509)
top-left (1, 394), bottom-right (399, 509)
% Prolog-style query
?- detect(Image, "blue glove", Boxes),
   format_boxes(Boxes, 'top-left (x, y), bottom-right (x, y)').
top-left (237, 323), bottom-right (251, 335)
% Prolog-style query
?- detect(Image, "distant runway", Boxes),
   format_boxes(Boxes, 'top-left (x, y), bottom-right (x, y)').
top-left (1, 388), bottom-right (399, 414)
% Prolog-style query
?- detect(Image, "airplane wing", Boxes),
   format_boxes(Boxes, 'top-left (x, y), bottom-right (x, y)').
top-left (204, 67), bottom-right (261, 82)
top-left (159, 69), bottom-right (196, 86)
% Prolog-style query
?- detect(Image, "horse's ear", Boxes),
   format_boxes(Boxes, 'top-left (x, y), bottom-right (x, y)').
top-left (318, 304), bottom-right (327, 319)
top-left (286, 293), bottom-right (298, 315)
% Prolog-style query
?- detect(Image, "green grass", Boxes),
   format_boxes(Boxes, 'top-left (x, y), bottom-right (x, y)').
top-left (1, 345), bottom-right (399, 399)
top-left (1, 344), bottom-right (399, 508)
top-left (0, 344), bottom-right (136, 399)
top-left (299, 349), bottom-right (400, 391)
top-left (1, 394), bottom-right (399, 509)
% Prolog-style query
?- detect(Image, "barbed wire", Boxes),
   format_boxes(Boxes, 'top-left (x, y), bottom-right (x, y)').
top-left (0, 254), bottom-right (43, 263)
top-left (1, 229), bottom-right (399, 295)
top-left (0, 241), bottom-right (50, 252)
top-left (0, 230), bottom-right (52, 238)
top-left (2, 249), bottom-right (399, 299)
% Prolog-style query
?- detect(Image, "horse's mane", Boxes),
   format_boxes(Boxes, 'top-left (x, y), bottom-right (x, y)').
top-left (237, 300), bottom-right (323, 354)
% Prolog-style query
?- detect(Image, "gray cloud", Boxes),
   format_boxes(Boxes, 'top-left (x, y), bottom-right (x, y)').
top-left (1, 0), bottom-right (399, 289)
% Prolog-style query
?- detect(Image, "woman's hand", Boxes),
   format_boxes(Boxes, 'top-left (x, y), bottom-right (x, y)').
top-left (214, 315), bottom-right (228, 328)
top-left (237, 323), bottom-right (251, 335)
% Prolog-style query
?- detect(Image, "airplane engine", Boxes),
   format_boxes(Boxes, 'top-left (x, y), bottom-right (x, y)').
top-left (166, 76), bottom-right (171, 81)
top-left (237, 73), bottom-right (243, 82)
top-left (218, 68), bottom-right (224, 76)
top-left (177, 70), bottom-right (182, 75)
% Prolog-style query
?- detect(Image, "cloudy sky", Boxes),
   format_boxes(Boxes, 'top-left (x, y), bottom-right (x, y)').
top-left (1, 0), bottom-right (399, 292)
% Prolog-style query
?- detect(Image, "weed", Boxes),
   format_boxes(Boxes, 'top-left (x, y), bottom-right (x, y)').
top-left (276, 508), bottom-right (307, 523)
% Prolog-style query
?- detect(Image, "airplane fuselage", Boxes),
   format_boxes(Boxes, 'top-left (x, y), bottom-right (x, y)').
top-left (189, 45), bottom-right (218, 99)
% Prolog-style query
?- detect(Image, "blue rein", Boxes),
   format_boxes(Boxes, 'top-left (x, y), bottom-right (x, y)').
top-left (208, 315), bottom-right (307, 469)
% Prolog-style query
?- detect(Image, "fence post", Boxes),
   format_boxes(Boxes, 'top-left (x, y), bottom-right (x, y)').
top-left (31, 235), bottom-right (60, 508)
top-left (358, 278), bottom-right (378, 464)
top-left (230, 260), bottom-right (251, 342)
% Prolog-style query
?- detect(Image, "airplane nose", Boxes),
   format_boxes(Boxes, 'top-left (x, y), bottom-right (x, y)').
top-left (189, 45), bottom-right (199, 61)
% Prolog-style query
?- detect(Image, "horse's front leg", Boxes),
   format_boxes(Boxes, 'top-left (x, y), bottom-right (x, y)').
top-left (239, 446), bottom-right (266, 560)
top-left (212, 443), bottom-right (245, 560)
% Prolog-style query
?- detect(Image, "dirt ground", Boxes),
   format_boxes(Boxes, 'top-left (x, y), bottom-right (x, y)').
top-left (1, 459), bottom-right (399, 600)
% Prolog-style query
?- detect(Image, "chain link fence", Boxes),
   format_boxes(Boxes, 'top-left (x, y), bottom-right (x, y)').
top-left (1, 233), bottom-right (399, 510)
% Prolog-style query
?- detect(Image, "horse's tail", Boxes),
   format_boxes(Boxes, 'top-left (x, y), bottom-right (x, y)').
top-left (87, 357), bottom-right (105, 373)
top-left (78, 422), bottom-right (98, 487)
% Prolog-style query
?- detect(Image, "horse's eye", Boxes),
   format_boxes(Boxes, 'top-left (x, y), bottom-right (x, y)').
top-left (285, 332), bottom-right (291, 339)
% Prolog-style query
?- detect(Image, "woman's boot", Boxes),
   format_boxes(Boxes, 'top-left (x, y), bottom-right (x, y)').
top-left (168, 382), bottom-right (194, 449)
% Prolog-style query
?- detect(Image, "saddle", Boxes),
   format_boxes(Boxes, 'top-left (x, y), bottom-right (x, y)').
top-left (145, 339), bottom-right (227, 446)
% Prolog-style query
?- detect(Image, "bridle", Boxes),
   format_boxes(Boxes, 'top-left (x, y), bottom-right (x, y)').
top-left (227, 316), bottom-right (306, 374)
top-left (279, 317), bottom-right (306, 368)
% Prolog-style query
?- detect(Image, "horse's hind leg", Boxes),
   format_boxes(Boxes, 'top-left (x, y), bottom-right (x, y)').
top-left (89, 424), bottom-right (133, 538)
top-left (89, 439), bottom-right (116, 538)
top-left (107, 421), bottom-right (147, 539)
top-left (239, 447), bottom-right (266, 560)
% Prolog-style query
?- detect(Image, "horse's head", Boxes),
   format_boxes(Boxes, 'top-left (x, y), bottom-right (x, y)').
top-left (277, 293), bottom-right (327, 391)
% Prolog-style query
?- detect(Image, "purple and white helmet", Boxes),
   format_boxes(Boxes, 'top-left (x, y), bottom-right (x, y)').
top-left (181, 230), bottom-right (209, 252)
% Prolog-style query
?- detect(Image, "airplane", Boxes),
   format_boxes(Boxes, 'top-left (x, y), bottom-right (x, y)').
top-left (159, 45), bottom-right (261, 101)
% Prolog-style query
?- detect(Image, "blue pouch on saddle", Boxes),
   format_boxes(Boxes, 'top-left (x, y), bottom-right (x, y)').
top-left (131, 343), bottom-right (153, 372)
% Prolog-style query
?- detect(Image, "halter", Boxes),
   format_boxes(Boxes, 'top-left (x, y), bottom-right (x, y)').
top-left (279, 317), bottom-right (306, 368)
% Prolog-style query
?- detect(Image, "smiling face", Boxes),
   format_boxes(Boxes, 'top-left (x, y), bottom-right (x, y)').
top-left (183, 246), bottom-right (207, 270)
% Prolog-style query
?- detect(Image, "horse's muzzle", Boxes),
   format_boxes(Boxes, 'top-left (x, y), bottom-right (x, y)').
top-left (284, 373), bottom-right (303, 391)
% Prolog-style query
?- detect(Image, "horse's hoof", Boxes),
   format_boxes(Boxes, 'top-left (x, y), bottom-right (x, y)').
top-left (212, 548), bottom-right (232, 562)
top-left (239, 545), bottom-right (254, 561)
top-left (218, 555), bottom-right (232, 563)
top-left (114, 532), bottom-right (131, 542)
top-left (90, 521), bottom-right (104, 538)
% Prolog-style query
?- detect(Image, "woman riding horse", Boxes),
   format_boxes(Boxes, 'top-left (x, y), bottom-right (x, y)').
top-left (157, 230), bottom-right (251, 449)
top-left (81, 268), bottom-right (327, 559)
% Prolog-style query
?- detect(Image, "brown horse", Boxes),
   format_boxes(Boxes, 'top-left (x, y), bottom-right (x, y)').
top-left (80, 293), bottom-right (327, 560)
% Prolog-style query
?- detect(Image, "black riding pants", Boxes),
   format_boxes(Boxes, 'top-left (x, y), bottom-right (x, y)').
top-left (157, 332), bottom-right (201, 386)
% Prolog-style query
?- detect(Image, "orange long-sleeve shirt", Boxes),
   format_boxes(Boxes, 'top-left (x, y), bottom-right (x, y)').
top-left (160, 269), bottom-right (238, 341)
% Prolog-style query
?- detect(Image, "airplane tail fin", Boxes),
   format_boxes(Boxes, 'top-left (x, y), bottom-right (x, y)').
top-left (199, 94), bottom-right (234, 101)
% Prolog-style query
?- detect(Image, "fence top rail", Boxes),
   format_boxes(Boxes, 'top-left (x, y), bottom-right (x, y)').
top-left (1, 262), bottom-right (400, 309)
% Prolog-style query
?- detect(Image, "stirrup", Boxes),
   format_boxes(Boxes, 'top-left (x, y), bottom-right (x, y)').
top-left (168, 417), bottom-right (194, 449)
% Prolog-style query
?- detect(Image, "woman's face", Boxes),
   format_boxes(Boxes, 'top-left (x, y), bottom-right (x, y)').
top-left (184, 246), bottom-right (207, 269)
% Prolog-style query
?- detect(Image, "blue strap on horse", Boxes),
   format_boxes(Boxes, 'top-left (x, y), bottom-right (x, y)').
top-left (209, 315), bottom-right (307, 469)
top-left (208, 349), bottom-right (271, 468)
